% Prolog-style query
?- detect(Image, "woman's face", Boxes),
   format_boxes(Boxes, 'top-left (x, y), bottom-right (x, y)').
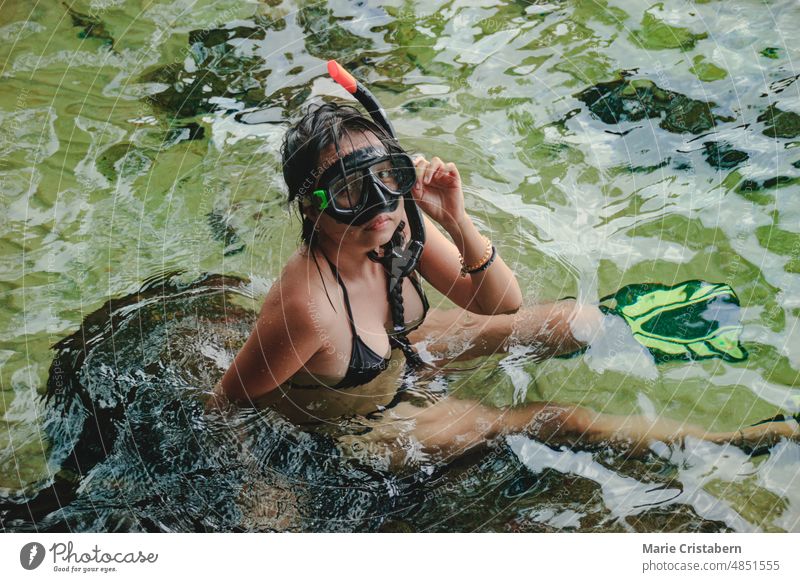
top-left (304, 130), bottom-right (405, 251)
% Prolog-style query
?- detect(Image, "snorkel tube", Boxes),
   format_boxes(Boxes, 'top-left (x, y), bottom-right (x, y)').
top-left (326, 60), bottom-right (426, 286)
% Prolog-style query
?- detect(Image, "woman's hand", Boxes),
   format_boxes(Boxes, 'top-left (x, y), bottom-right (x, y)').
top-left (412, 155), bottom-right (466, 231)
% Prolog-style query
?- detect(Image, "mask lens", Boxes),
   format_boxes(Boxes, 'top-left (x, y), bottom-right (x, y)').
top-left (368, 155), bottom-right (415, 194)
top-left (330, 169), bottom-right (368, 209)
top-left (317, 151), bottom-right (415, 217)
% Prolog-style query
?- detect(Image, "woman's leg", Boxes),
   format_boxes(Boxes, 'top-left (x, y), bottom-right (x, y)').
top-left (408, 300), bottom-right (603, 363)
top-left (405, 398), bottom-right (799, 461)
top-left (405, 303), bottom-right (797, 459)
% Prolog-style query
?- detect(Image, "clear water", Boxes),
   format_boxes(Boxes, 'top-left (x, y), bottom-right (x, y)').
top-left (1, 0), bottom-right (799, 532)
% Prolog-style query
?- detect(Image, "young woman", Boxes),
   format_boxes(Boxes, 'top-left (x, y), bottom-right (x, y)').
top-left (216, 101), bottom-right (798, 467)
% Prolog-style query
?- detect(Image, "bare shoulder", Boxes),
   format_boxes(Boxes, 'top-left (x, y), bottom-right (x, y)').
top-left (219, 248), bottom-right (333, 402)
top-left (258, 247), bottom-right (337, 329)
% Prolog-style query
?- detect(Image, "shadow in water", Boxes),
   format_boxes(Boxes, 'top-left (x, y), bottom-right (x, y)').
top-left (1, 273), bottom-right (410, 532)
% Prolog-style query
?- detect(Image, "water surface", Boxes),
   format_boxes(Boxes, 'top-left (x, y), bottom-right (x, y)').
top-left (1, 0), bottom-right (799, 532)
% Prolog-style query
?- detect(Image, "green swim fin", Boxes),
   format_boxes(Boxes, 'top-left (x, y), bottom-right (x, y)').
top-left (598, 280), bottom-right (748, 364)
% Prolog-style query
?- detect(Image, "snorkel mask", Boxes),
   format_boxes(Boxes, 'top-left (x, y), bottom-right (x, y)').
top-left (325, 60), bottom-right (426, 284)
top-left (312, 147), bottom-right (416, 226)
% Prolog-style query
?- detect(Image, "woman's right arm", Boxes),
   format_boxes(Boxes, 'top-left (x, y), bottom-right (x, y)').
top-left (218, 279), bottom-right (323, 405)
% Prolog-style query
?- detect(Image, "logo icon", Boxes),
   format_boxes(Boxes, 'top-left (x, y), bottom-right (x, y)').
top-left (20, 542), bottom-right (46, 570)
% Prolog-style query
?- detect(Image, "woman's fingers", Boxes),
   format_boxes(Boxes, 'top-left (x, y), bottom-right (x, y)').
top-left (432, 158), bottom-right (445, 183)
top-left (413, 155), bottom-right (427, 188)
top-left (415, 155), bottom-right (460, 189)
top-left (424, 156), bottom-right (444, 184)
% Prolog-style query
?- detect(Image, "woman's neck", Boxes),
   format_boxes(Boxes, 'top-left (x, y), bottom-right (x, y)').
top-left (314, 235), bottom-right (383, 280)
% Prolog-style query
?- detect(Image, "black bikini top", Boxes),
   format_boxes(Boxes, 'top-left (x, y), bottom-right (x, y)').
top-left (321, 254), bottom-right (429, 390)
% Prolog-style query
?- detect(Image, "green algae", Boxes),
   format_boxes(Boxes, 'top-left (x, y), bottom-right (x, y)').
top-left (689, 55), bottom-right (728, 81)
top-left (760, 47), bottom-right (780, 59)
top-left (629, 10), bottom-right (708, 51)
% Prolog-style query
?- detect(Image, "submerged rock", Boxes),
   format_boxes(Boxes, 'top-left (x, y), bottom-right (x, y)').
top-left (575, 77), bottom-right (733, 134)
top-left (42, 272), bottom-right (257, 485)
top-left (611, 158), bottom-right (671, 175)
top-left (95, 142), bottom-right (152, 183)
top-left (738, 175), bottom-right (800, 195)
top-left (758, 105), bottom-right (800, 139)
top-left (206, 211), bottom-right (245, 257)
top-left (166, 122), bottom-right (205, 142)
top-left (140, 19), bottom-right (311, 119)
top-left (66, 5), bottom-right (114, 46)
top-left (760, 47), bottom-right (780, 59)
top-left (703, 141), bottom-right (748, 171)
top-left (296, 4), bottom-right (372, 62)
top-left (402, 97), bottom-right (450, 113)
top-left (136, 9), bottom-right (389, 120)
top-left (140, 22), bottom-right (272, 118)
top-left (0, 273), bottom-right (402, 532)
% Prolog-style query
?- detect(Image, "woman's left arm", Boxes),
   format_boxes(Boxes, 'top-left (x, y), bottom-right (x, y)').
top-left (413, 156), bottom-right (522, 315)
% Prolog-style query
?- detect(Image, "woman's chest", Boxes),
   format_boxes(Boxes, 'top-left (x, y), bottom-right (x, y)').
top-left (306, 276), bottom-right (426, 374)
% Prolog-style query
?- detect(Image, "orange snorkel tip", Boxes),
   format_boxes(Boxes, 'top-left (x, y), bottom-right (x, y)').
top-left (327, 60), bottom-right (358, 94)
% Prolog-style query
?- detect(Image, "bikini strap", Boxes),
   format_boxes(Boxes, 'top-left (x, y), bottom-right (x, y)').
top-left (318, 249), bottom-right (428, 369)
top-left (320, 253), bottom-right (359, 336)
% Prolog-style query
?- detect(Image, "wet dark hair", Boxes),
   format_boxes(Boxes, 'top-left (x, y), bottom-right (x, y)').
top-left (280, 101), bottom-right (409, 247)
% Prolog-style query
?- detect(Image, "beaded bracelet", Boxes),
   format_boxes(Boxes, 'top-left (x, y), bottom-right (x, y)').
top-left (466, 244), bottom-right (496, 275)
top-left (460, 235), bottom-right (494, 277)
